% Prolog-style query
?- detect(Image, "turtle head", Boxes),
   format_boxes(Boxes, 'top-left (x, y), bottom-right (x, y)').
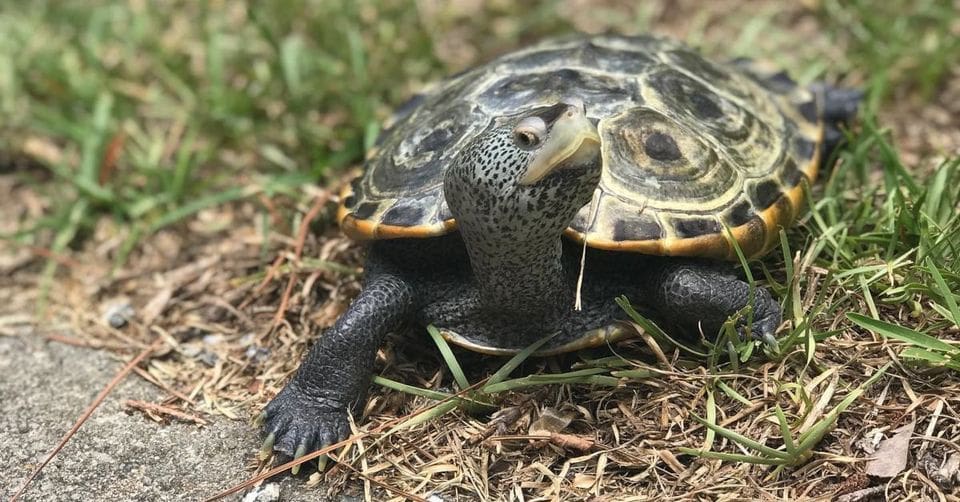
top-left (444, 100), bottom-right (602, 241)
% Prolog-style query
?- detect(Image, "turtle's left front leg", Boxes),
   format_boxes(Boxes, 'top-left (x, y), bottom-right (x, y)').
top-left (261, 258), bottom-right (415, 464)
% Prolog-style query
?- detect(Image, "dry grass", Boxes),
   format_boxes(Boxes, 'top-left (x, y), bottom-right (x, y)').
top-left (3, 0), bottom-right (960, 501)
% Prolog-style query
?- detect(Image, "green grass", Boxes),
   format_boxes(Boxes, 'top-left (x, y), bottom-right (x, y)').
top-left (800, 109), bottom-right (960, 342)
top-left (680, 363), bottom-right (890, 472)
top-left (818, 0), bottom-right (960, 101)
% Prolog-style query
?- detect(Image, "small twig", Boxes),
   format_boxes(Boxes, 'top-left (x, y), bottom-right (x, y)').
top-left (548, 432), bottom-right (595, 451)
top-left (394, 434), bottom-right (440, 463)
top-left (658, 448), bottom-right (686, 475)
top-left (834, 485), bottom-right (885, 502)
top-left (271, 193), bottom-right (330, 328)
top-left (239, 254), bottom-right (285, 310)
top-left (574, 188), bottom-right (602, 311)
top-left (489, 433), bottom-right (597, 452)
top-left (124, 399), bottom-right (208, 425)
top-left (9, 338), bottom-right (164, 502)
top-left (467, 403), bottom-right (528, 446)
top-left (98, 131), bottom-right (125, 186)
top-left (256, 192), bottom-right (282, 228)
top-left (200, 294), bottom-right (256, 328)
top-left (27, 246), bottom-right (82, 269)
top-left (131, 367), bottom-right (197, 406)
top-left (43, 333), bottom-right (102, 348)
top-left (574, 236), bottom-right (589, 311)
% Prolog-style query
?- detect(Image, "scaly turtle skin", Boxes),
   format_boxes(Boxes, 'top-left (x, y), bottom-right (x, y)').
top-left (261, 35), bottom-right (859, 462)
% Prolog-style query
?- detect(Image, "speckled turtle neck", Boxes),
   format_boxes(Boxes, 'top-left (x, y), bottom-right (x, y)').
top-left (443, 104), bottom-right (602, 321)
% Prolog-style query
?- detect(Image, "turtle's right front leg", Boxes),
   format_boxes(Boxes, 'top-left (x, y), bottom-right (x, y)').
top-left (642, 259), bottom-right (782, 342)
top-left (261, 269), bottom-right (415, 464)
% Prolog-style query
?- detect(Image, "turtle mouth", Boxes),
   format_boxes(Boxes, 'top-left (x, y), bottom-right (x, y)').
top-left (518, 102), bottom-right (601, 186)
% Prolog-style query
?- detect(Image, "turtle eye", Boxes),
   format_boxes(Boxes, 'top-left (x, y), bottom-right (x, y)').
top-left (512, 116), bottom-right (547, 150)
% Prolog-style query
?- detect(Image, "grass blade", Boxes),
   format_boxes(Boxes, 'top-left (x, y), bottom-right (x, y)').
top-left (678, 448), bottom-right (787, 466)
top-left (616, 296), bottom-right (709, 357)
top-left (796, 363), bottom-right (891, 449)
top-left (687, 413), bottom-right (791, 460)
top-left (848, 313), bottom-right (957, 353)
top-left (483, 374), bottom-right (620, 394)
top-left (703, 387), bottom-right (716, 451)
top-left (925, 257), bottom-right (960, 329)
top-left (384, 401), bottom-right (459, 435)
top-left (372, 376), bottom-right (495, 411)
top-left (484, 332), bottom-right (558, 388)
top-left (372, 376), bottom-right (454, 401)
top-left (426, 325), bottom-right (470, 391)
top-left (716, 380), bottom-right (754, 407)
top-left (774, 405), bottom-right (797, 454)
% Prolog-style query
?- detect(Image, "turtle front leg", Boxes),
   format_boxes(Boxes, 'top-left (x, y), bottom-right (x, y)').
top-left (637, 260), bottom-right (782, 343)
top-left (261, 268), bottom-right (415, 465)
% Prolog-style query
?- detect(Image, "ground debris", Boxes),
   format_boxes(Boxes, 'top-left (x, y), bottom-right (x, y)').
top-left (921, 448), bottom-right (960, 491)
top-left (240, 482), bottom-right (280, 502)
top-left (865, 421), bottom-right (915, 478)
top-left (835, 485), bottom-right (885, 502)
top-left (123, 399), bottom-right (209, 426)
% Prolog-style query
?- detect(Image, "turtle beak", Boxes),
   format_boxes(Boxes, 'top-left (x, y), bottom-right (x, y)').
top-left (518, 102), bottom-right (601, 186)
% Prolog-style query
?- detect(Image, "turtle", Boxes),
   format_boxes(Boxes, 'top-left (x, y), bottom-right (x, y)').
top-left (260, 34), bottom-right (859, 461)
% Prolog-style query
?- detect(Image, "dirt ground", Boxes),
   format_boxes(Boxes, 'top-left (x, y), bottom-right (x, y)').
top-left (0, 330), bottom-right (253, 501)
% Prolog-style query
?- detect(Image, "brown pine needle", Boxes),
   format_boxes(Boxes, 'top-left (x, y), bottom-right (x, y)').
top-left (124, 399), bottom-right (208, 426)
top-left (239, 254), bottom-right (285, 310)
top-left (271, 192), bottom-right (330, 328)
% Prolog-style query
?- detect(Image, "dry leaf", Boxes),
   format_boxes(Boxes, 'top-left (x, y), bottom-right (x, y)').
top-left (529, 408), bottom-right (574, 436)
top-left (866, 421), bottom-right (915, 478)
top-left (572, 473), bottom-right (596, 489)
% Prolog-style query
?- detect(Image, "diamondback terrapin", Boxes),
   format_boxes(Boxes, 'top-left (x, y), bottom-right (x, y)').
top-left (261, 34), bottom-right (859, 460)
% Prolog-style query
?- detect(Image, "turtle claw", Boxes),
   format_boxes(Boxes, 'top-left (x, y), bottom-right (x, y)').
top-left (259, 433), bottom-right (276, 461)
top-left (761, 332), bottom-right (779, 351)
top-left (291, 444), bottom-right (308, 475)
top-left (736, 287), bottom-right (782, 346)
top-left (259, 381), bottom-right (353, 474)
top-left (284, 444), bottom-right (331, 475)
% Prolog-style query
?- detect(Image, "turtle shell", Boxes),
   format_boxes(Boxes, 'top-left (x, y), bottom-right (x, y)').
top-left (337, 35), bottom-right (823, 260)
